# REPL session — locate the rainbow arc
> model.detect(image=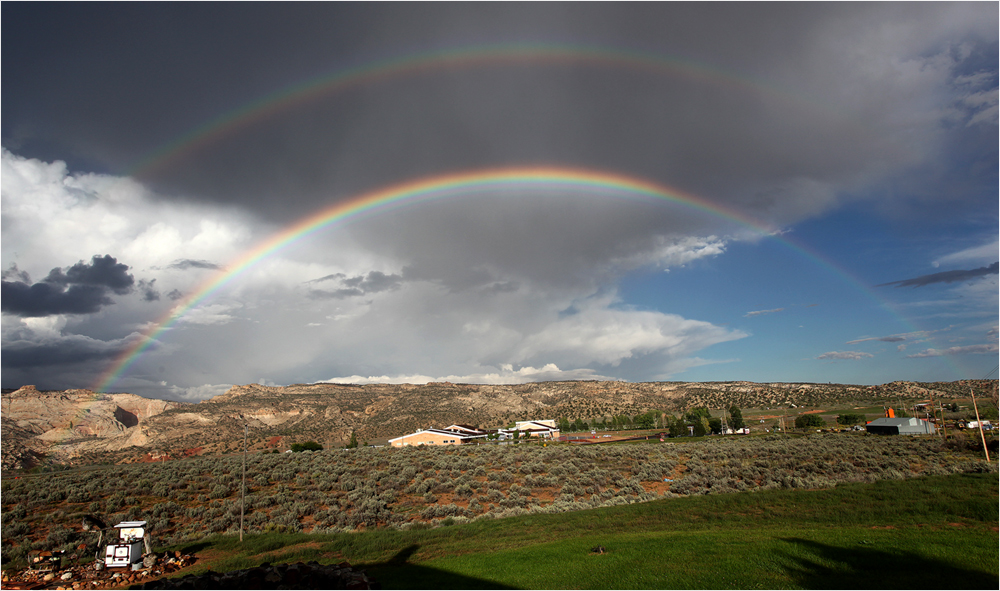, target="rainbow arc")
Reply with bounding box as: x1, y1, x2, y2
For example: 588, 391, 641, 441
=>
92, 166, 937, 393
